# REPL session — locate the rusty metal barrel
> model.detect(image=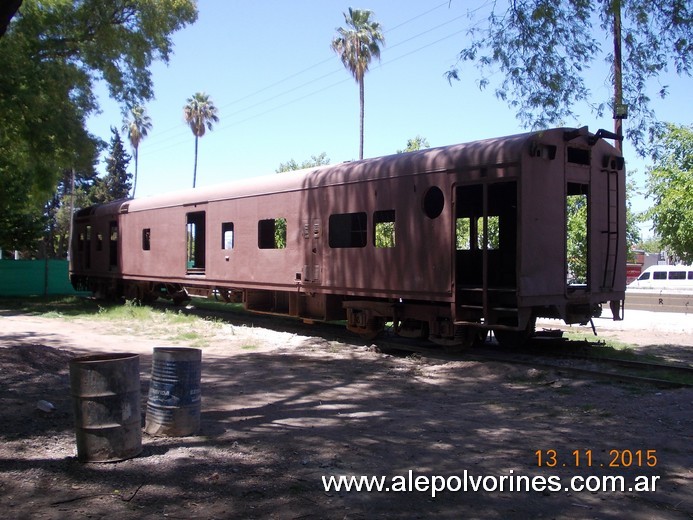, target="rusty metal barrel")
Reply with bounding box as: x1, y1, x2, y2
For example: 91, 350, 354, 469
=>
144, 347, 201, 436
69, 353, 142, 462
